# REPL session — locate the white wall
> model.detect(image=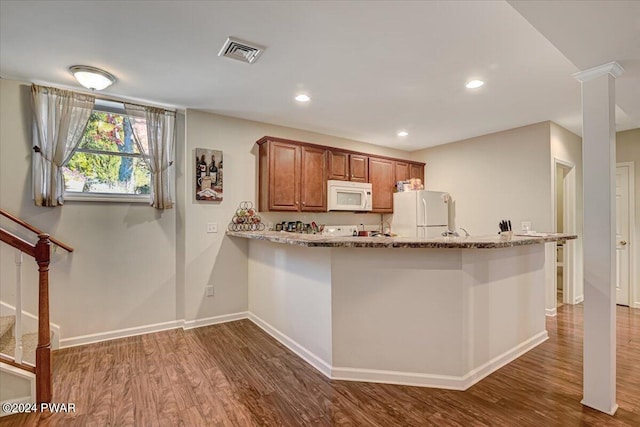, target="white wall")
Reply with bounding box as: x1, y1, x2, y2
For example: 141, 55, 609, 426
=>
617, 128, 640, 308
411, 122, 553, 235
